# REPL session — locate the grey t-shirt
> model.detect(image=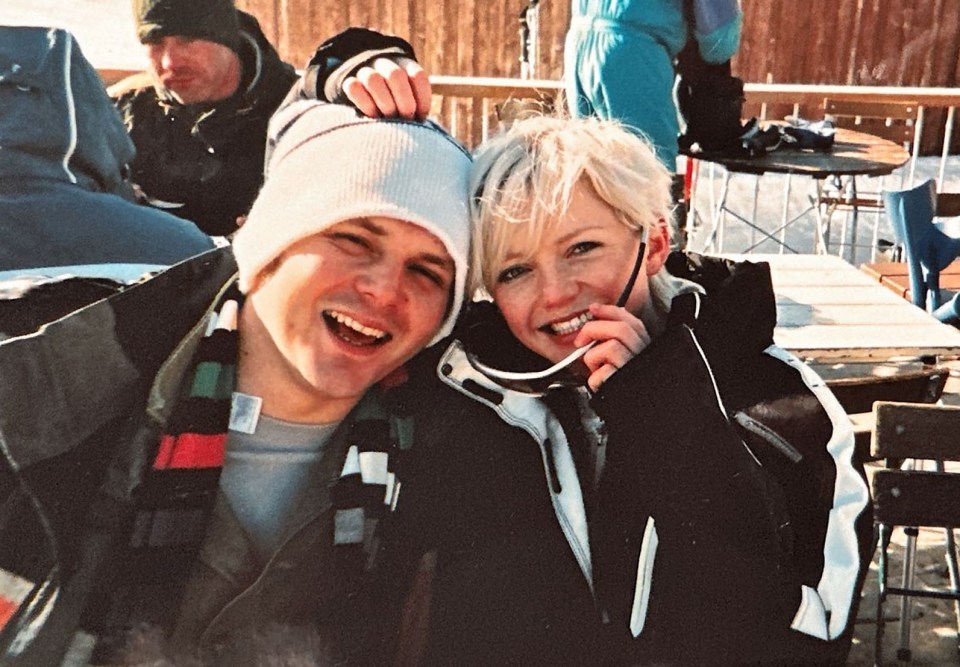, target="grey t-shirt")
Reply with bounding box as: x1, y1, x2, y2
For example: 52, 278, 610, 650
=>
220, 413, 339, 561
